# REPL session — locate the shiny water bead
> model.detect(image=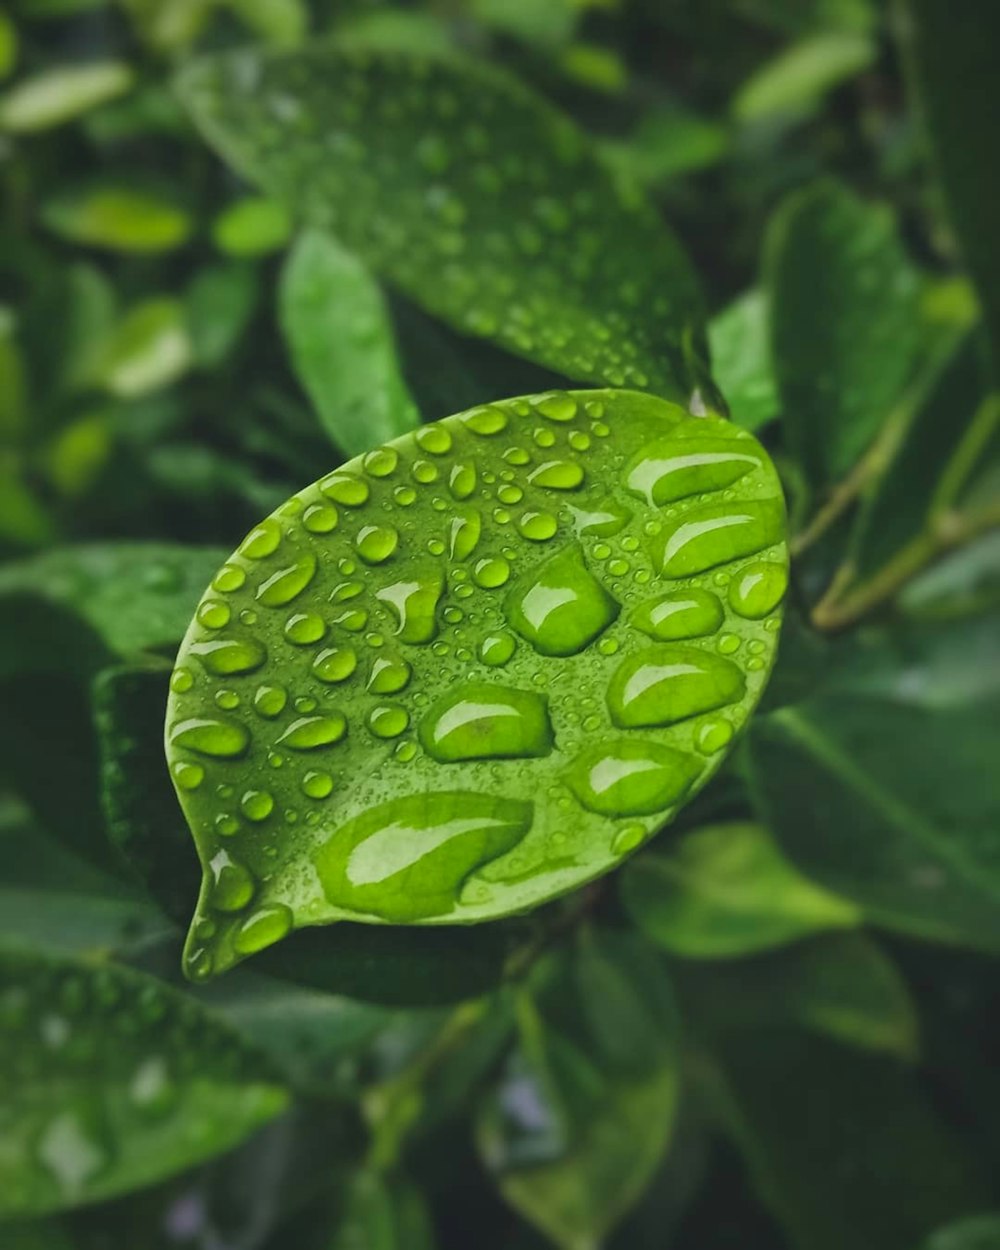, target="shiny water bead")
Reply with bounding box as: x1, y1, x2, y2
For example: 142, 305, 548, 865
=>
167, 389, 786, 980
197, 600, 230, 630
728, 560, 788, 619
